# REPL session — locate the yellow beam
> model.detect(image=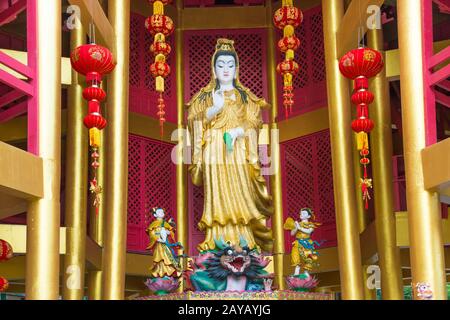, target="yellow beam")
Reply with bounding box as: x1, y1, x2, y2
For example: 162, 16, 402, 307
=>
0, 49, 72, 85
126, 253, 154, 276
396, 212, 450, 247
182, 5, 267, 30
0, 193, 27, 220
421, 137, 450, 196
0, 224, 67, 254
67, 0, 115, 48
336, 0, 385, 58
129, 112, 176, 144
0, 141, 43, 199
278, 107, 329, 142
85, 236, 102, 271
386, 40, 450, 81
